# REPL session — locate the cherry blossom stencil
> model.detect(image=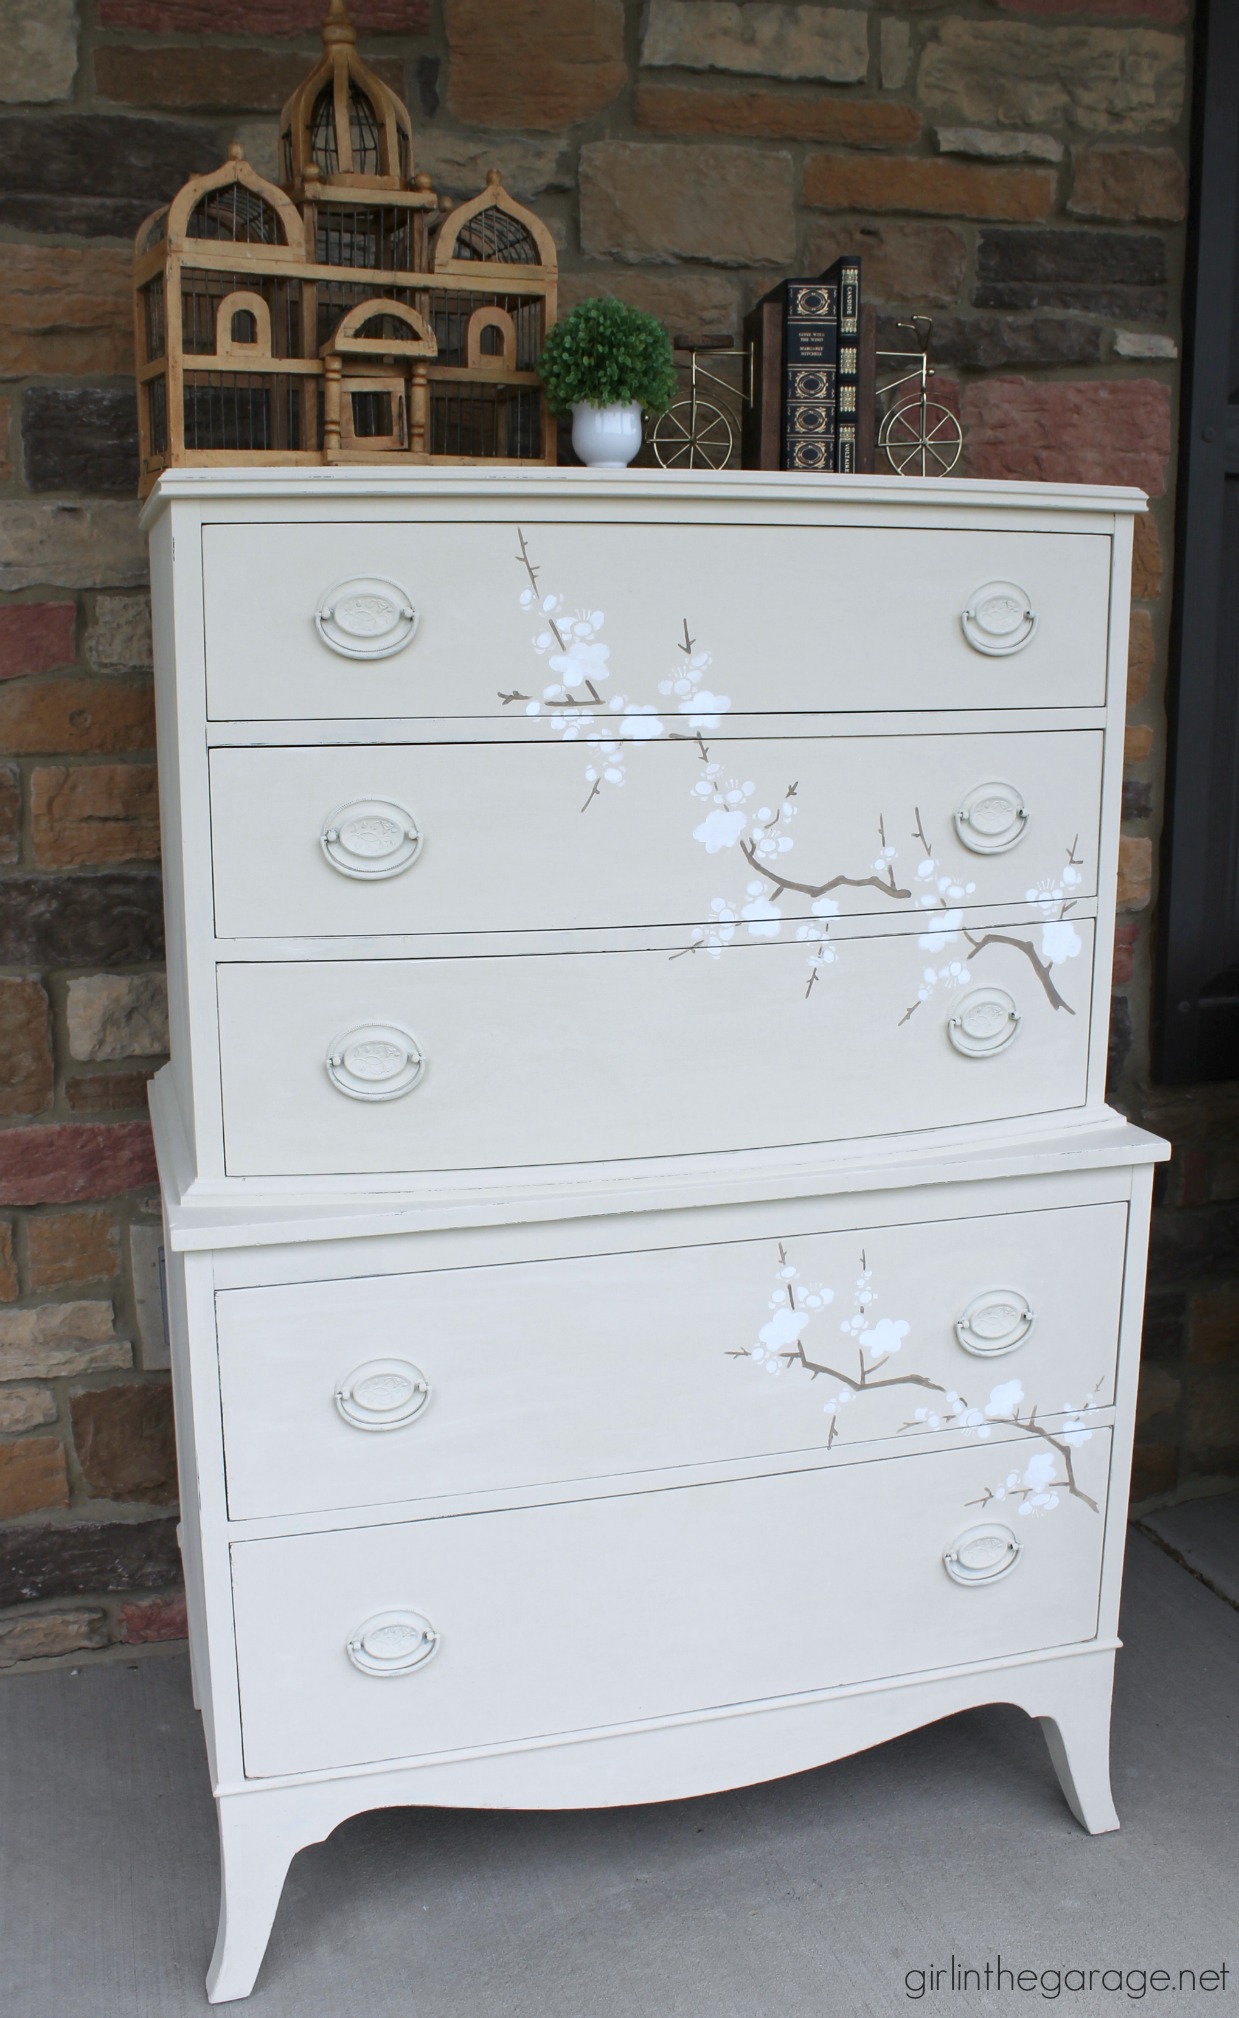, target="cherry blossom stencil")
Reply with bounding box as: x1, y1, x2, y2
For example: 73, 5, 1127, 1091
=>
502, 532, 1090, 1014
729, 1242, 1104, 1516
